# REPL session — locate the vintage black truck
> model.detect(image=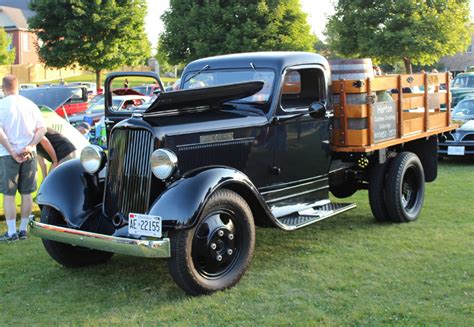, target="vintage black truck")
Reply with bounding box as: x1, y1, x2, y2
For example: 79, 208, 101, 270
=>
30, 52, 455, 295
